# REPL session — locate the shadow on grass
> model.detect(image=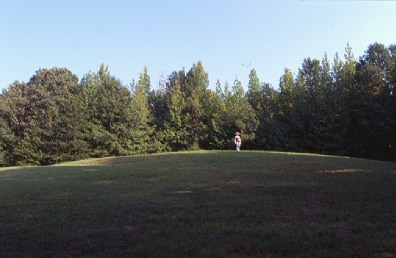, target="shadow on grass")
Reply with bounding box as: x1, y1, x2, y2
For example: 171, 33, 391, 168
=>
0, 152, 395, 257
